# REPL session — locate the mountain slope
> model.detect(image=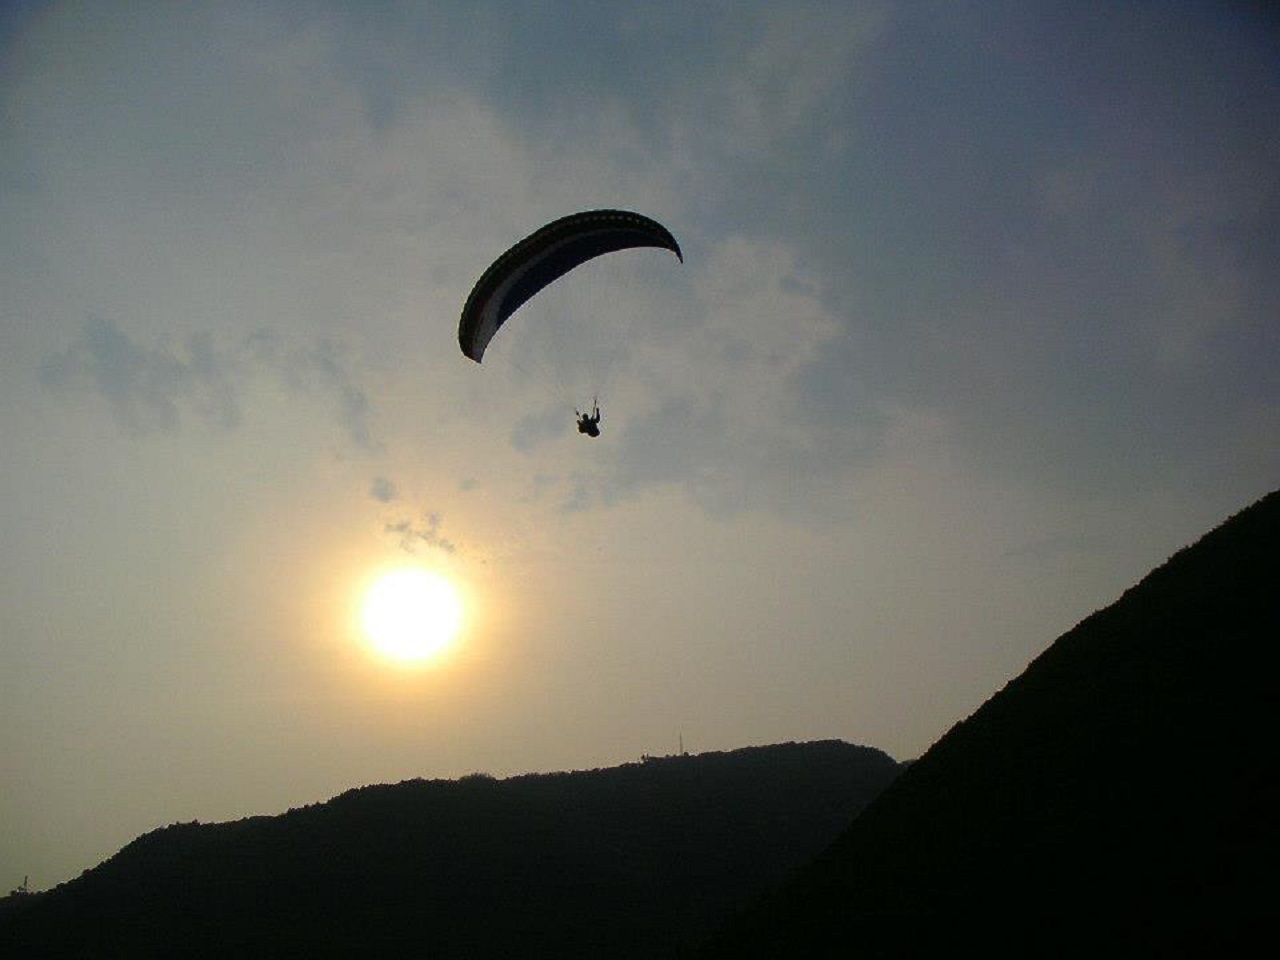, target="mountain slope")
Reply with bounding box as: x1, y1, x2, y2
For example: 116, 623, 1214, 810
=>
0, 741, 900, 958
702, 490, 1280, 957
